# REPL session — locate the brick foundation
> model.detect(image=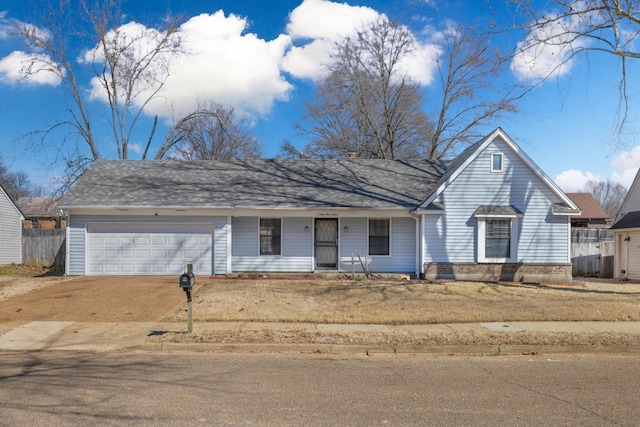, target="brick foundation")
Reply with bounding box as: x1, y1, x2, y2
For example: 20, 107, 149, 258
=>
423, 262, 572, 283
